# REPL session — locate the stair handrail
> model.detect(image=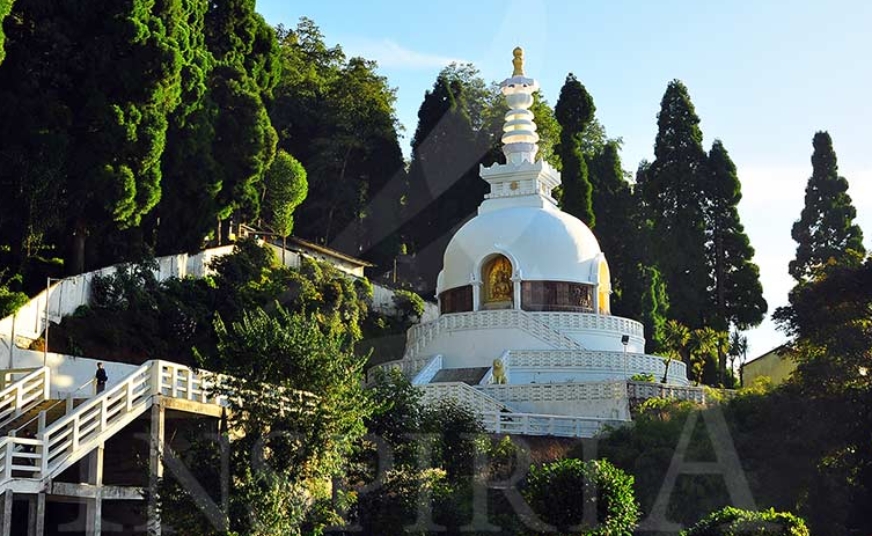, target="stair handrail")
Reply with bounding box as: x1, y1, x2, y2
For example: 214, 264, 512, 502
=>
0, 359, 317, 487
0, 367, 50, 430
11, 376, 96, 436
